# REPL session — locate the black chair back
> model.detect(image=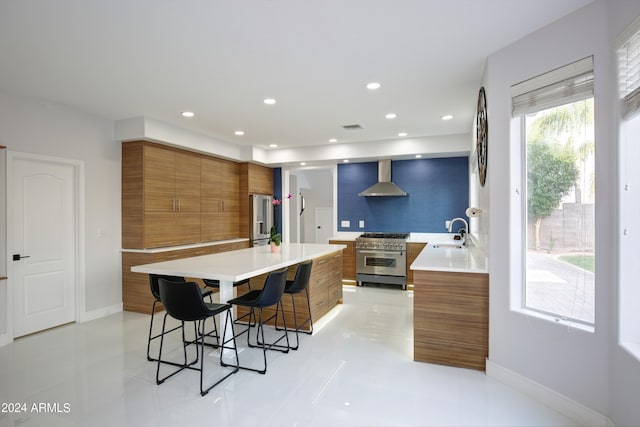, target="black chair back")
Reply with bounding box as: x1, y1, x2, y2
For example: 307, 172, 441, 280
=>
286, 260, 313, 294
253, 268, 288, 308
158, 279, 208, 322
149, 274, 185, 301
